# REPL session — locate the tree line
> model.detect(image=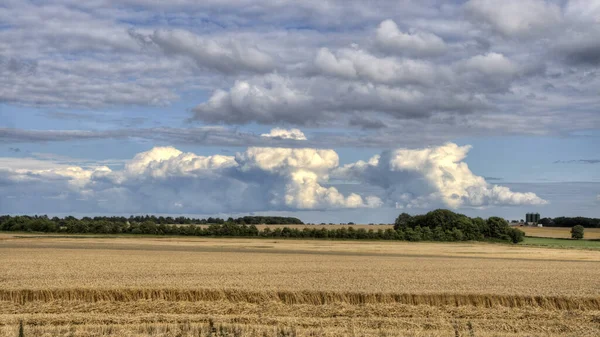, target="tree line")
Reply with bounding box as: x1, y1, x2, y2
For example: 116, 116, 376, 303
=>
0, 209, 524, 243
394, 209, 524, 243
0, 215, 302, 226
538, 216, 600, 228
